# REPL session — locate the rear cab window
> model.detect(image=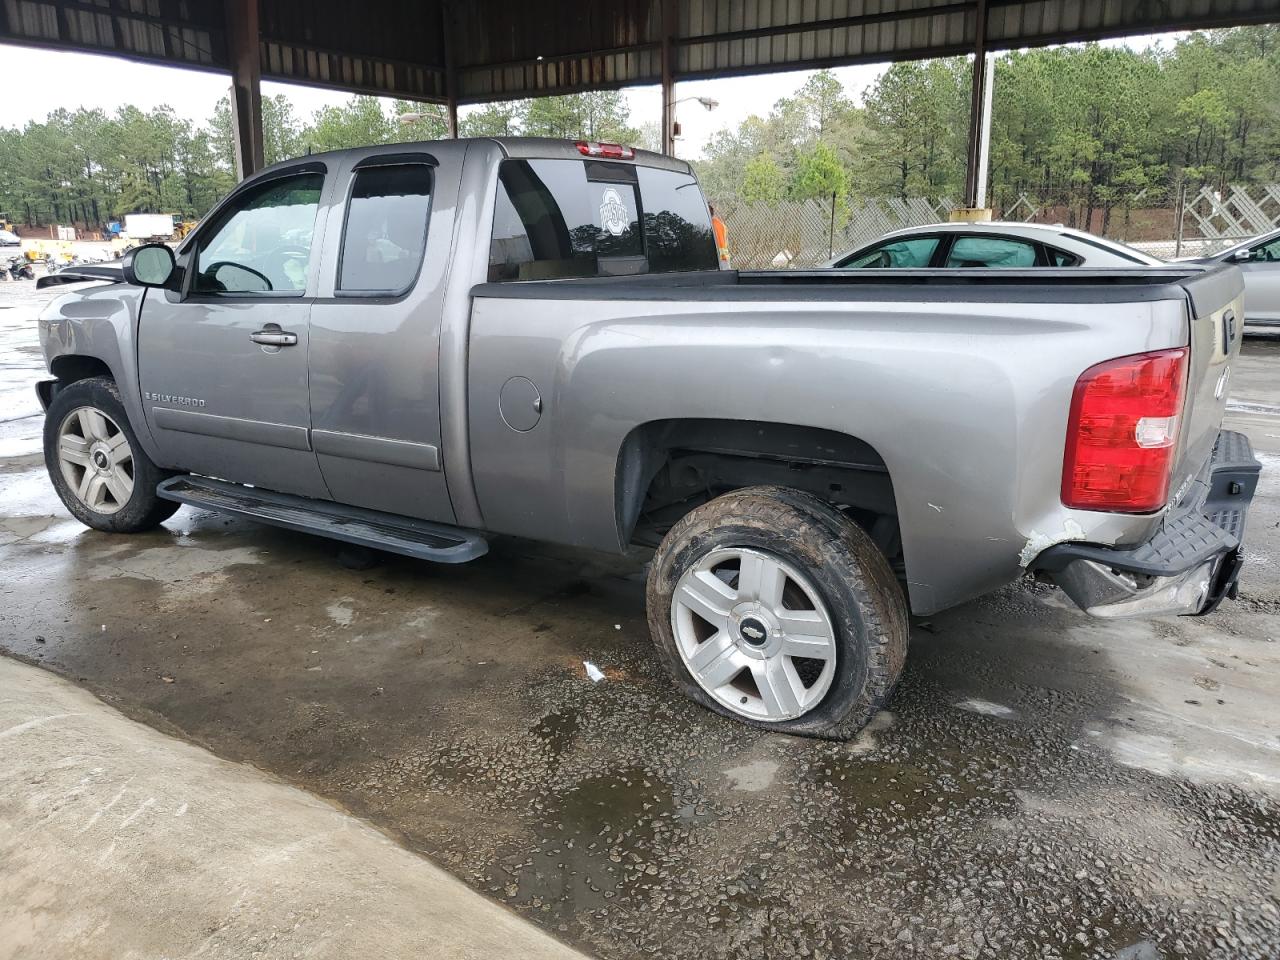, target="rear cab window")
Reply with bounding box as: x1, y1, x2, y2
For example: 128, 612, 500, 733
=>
488, 158, 716, 281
